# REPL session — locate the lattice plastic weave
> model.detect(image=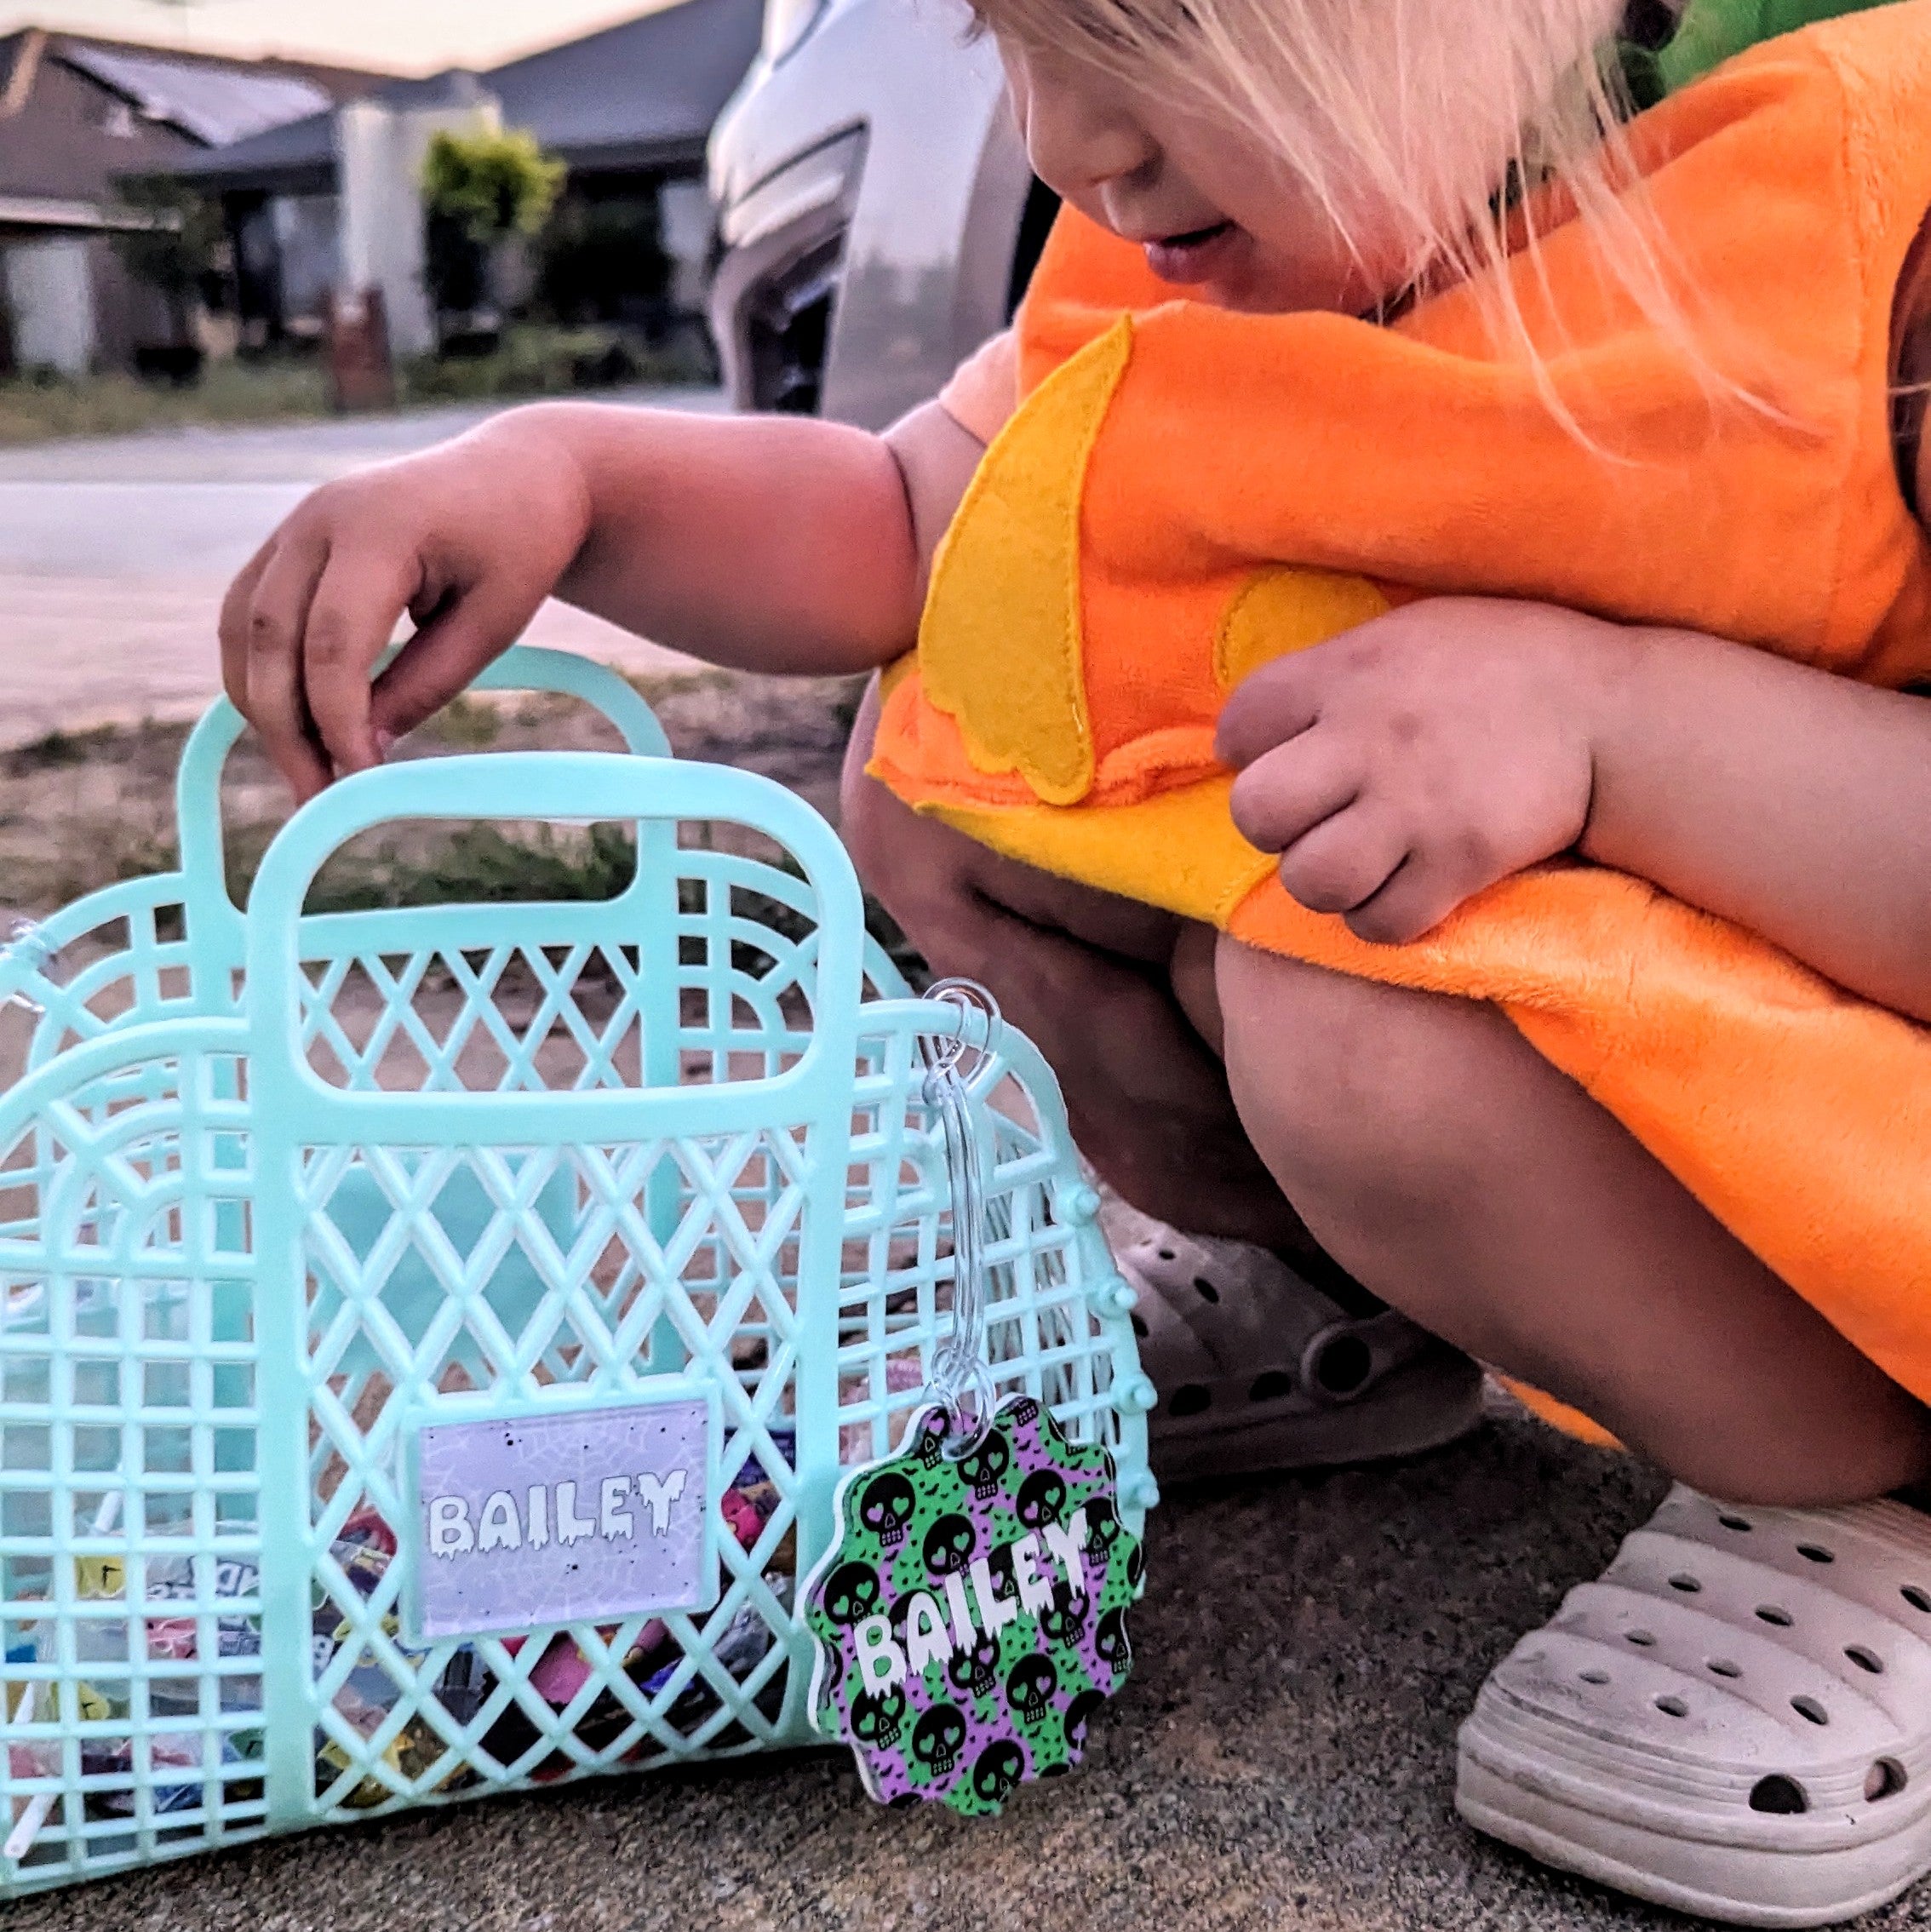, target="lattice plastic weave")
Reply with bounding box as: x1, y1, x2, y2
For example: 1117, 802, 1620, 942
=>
0, 650, 1152, 1894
